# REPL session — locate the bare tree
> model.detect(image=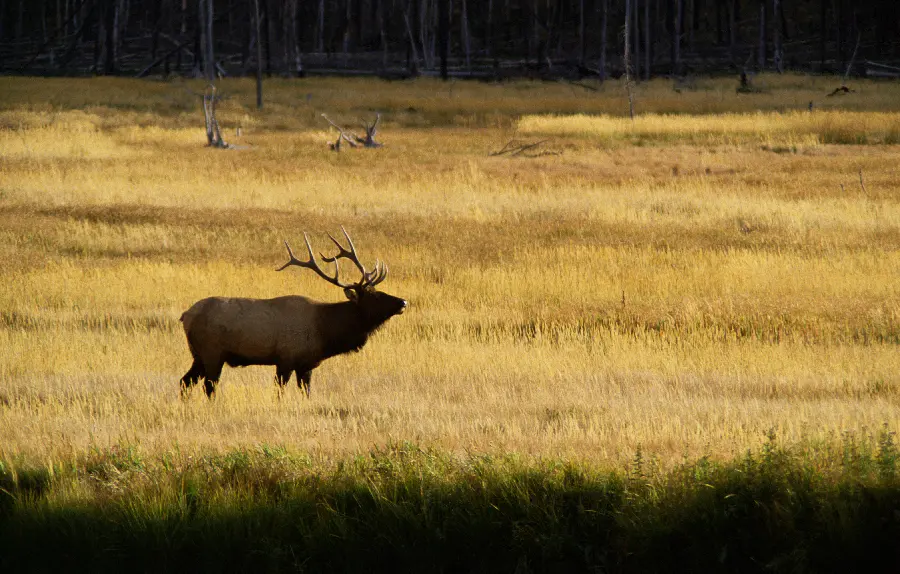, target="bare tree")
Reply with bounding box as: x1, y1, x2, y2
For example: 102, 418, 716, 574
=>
674, 0, 682, 75
578, 0, 585, 66
729, 0, 737, 64
644, 0, 651, 79
199, 0, 214, 81
773, 0, 783, 72
438, 0, 448, 78
634, 0, 640, 80
625, 0, 635, 118
283, 0, 300, 76
253, 0, 263, 109
400, 0, 421, 75
758, 0, 766, 69
203, 84, 230, 148
103, 0, 116, 74
599, 0, 608, 80
315, 0, 324, 52
460, 0, 471, 71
